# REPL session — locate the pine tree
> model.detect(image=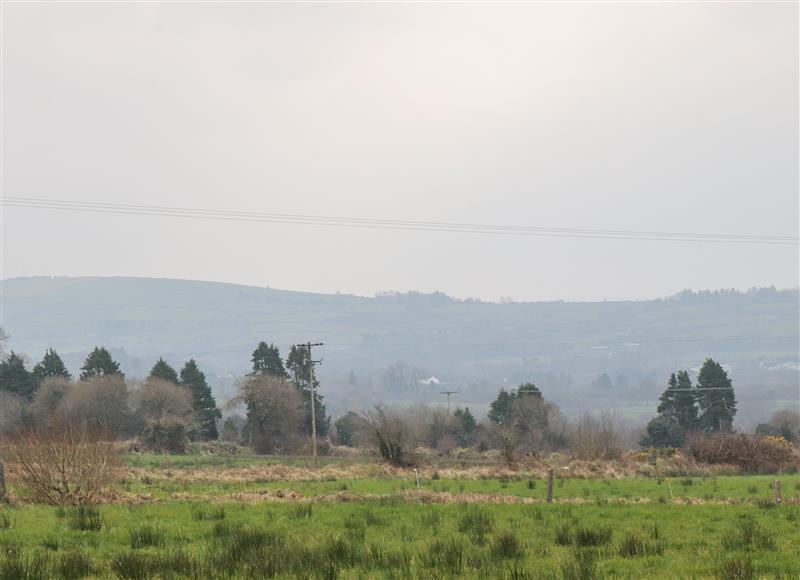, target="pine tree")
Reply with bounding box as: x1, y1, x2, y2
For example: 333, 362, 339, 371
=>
488, 389, 515, 424
515, 383, 542, 398
79, 347, 123, 380
656, 371, 698, 430
251, 342, 288, 377
0, 352, 37, 400
179, 359, 221, 440
488, 383, 542, 425
696, 358, 736, 433
454, 407, 477, 434
149, 358, 179, 383
285, 345, 329, 437
32, 348, 72, 382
